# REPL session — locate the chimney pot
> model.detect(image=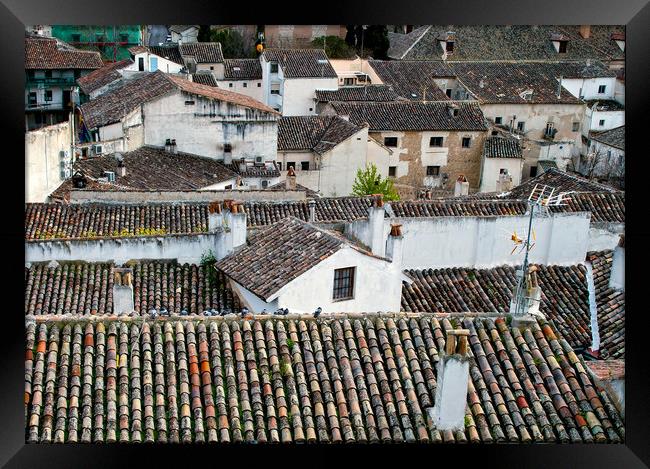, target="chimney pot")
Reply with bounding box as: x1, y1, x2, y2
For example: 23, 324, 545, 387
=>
371, 193, 384, 208
308, 199, 316, 223
579, 25, 591, 39
389, 223, 402, 237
